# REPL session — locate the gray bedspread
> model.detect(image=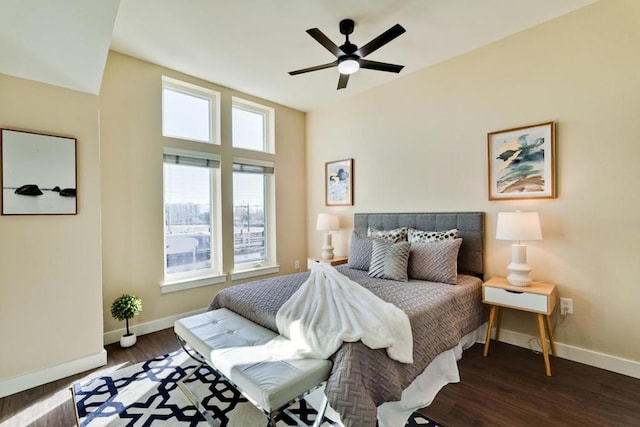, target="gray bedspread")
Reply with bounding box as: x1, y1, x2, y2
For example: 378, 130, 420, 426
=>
209, 266, 485, 427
